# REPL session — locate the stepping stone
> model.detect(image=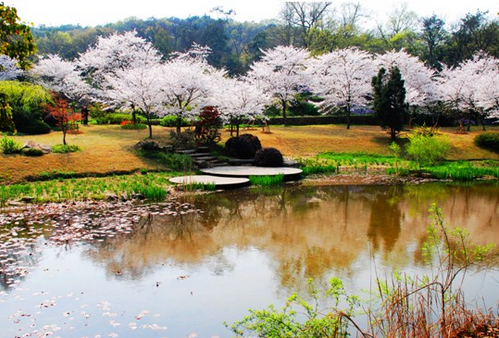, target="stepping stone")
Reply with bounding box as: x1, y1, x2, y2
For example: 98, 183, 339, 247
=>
169, 175, 250, 189
200, 166, 303, 180
176, 149, 196, 154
